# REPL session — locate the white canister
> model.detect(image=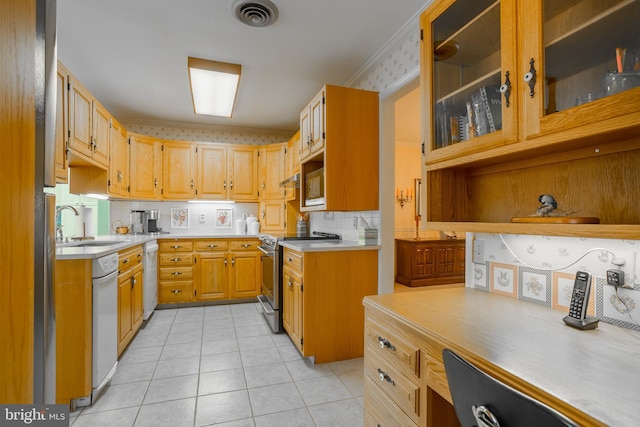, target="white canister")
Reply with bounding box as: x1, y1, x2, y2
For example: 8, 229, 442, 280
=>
248, 221, 260, 235
235, 218, 247, 235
